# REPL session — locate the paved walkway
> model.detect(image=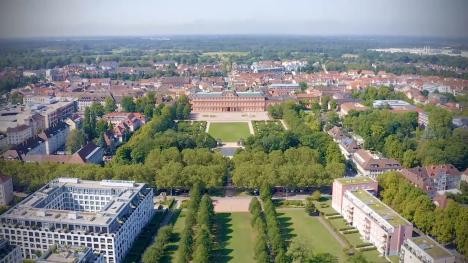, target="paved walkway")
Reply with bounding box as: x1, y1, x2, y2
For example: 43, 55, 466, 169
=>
280, 119, 288, 130
317, 216, 347, 248
247, 120, 254, 134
